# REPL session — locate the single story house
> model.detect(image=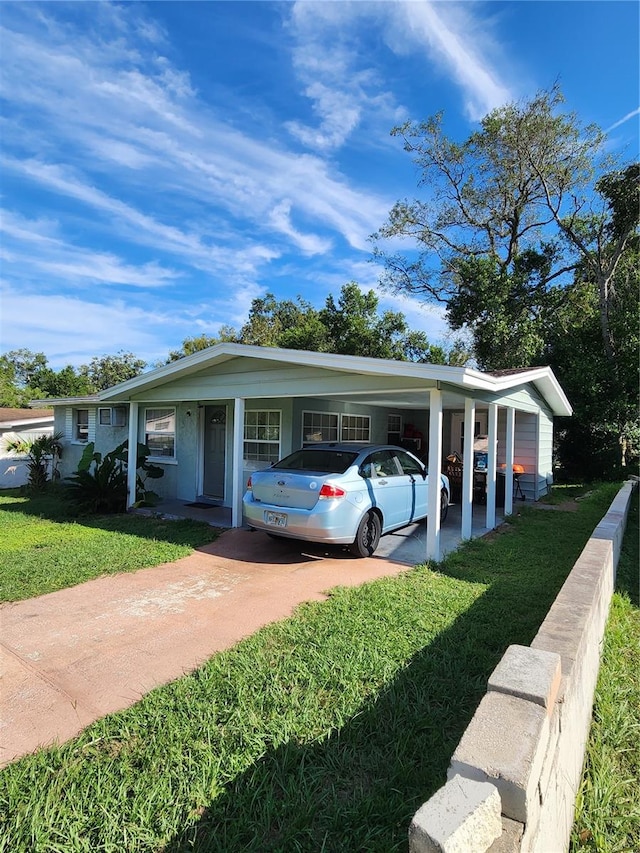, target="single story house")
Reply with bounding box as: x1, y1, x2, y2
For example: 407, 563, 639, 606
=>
38, 344, 572, 560
0, 408, 55, 488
